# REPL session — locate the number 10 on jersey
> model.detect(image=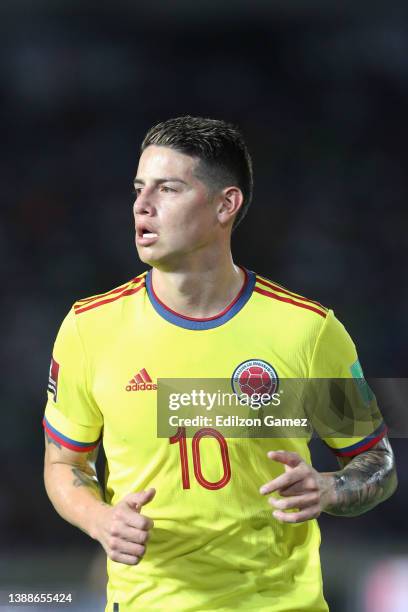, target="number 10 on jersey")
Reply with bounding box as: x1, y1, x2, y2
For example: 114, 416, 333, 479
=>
170, 427, 231, 490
